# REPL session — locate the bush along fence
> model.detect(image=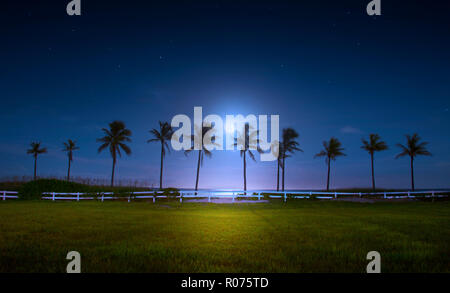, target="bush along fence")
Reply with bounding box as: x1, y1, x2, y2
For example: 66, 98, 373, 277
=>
1, 189, 450, 202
